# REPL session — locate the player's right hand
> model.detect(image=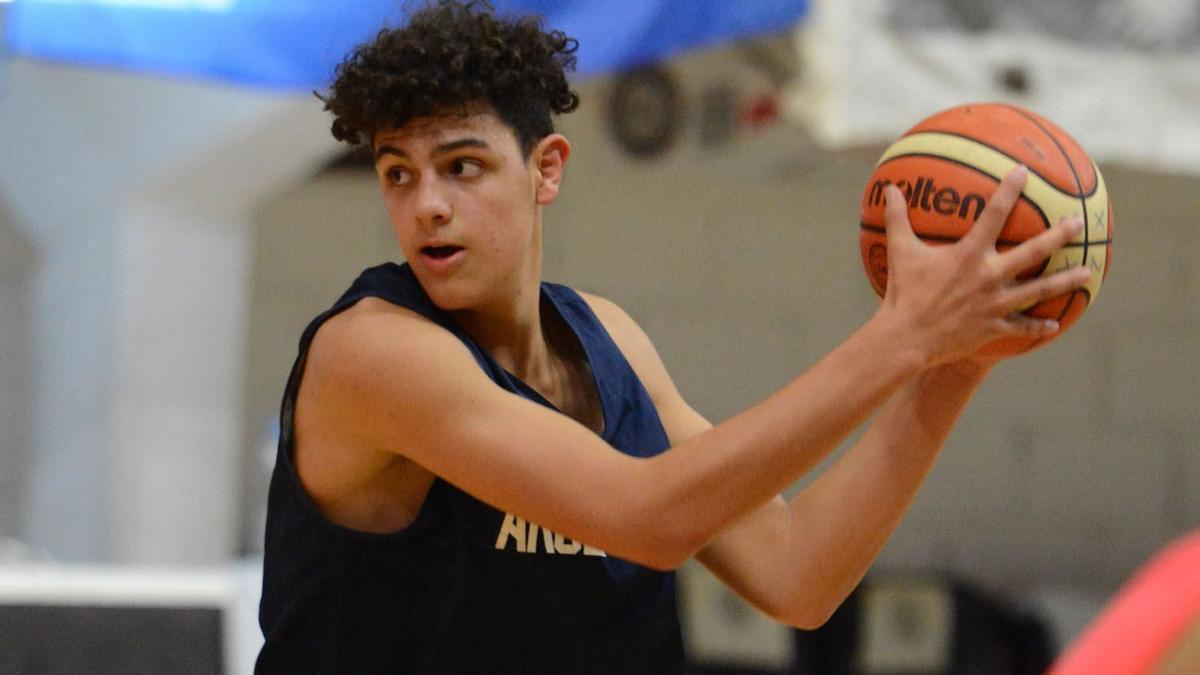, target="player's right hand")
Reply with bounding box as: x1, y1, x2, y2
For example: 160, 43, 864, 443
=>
877, 165, 1092, 367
